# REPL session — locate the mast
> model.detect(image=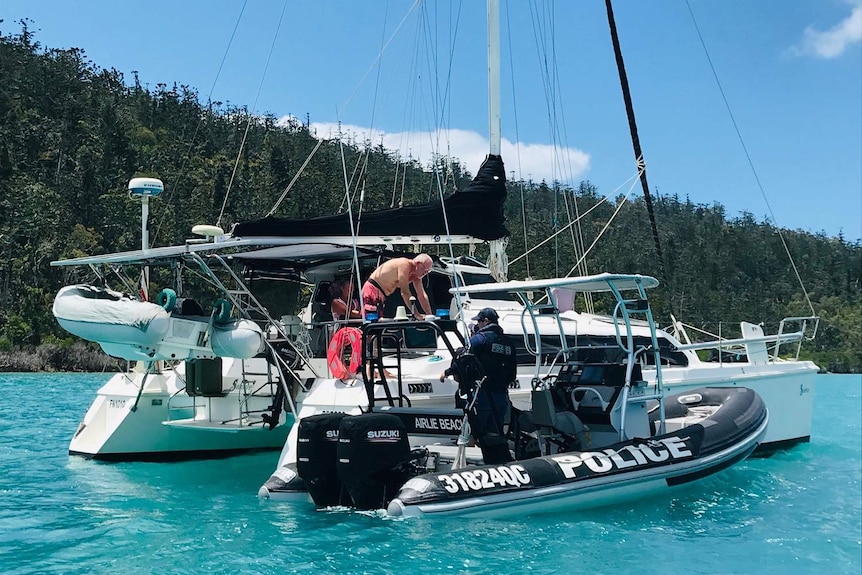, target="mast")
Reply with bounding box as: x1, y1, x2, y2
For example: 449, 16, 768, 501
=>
604, 0, 666, 282
486, 0, 509, 281
487, 0, 501, 156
